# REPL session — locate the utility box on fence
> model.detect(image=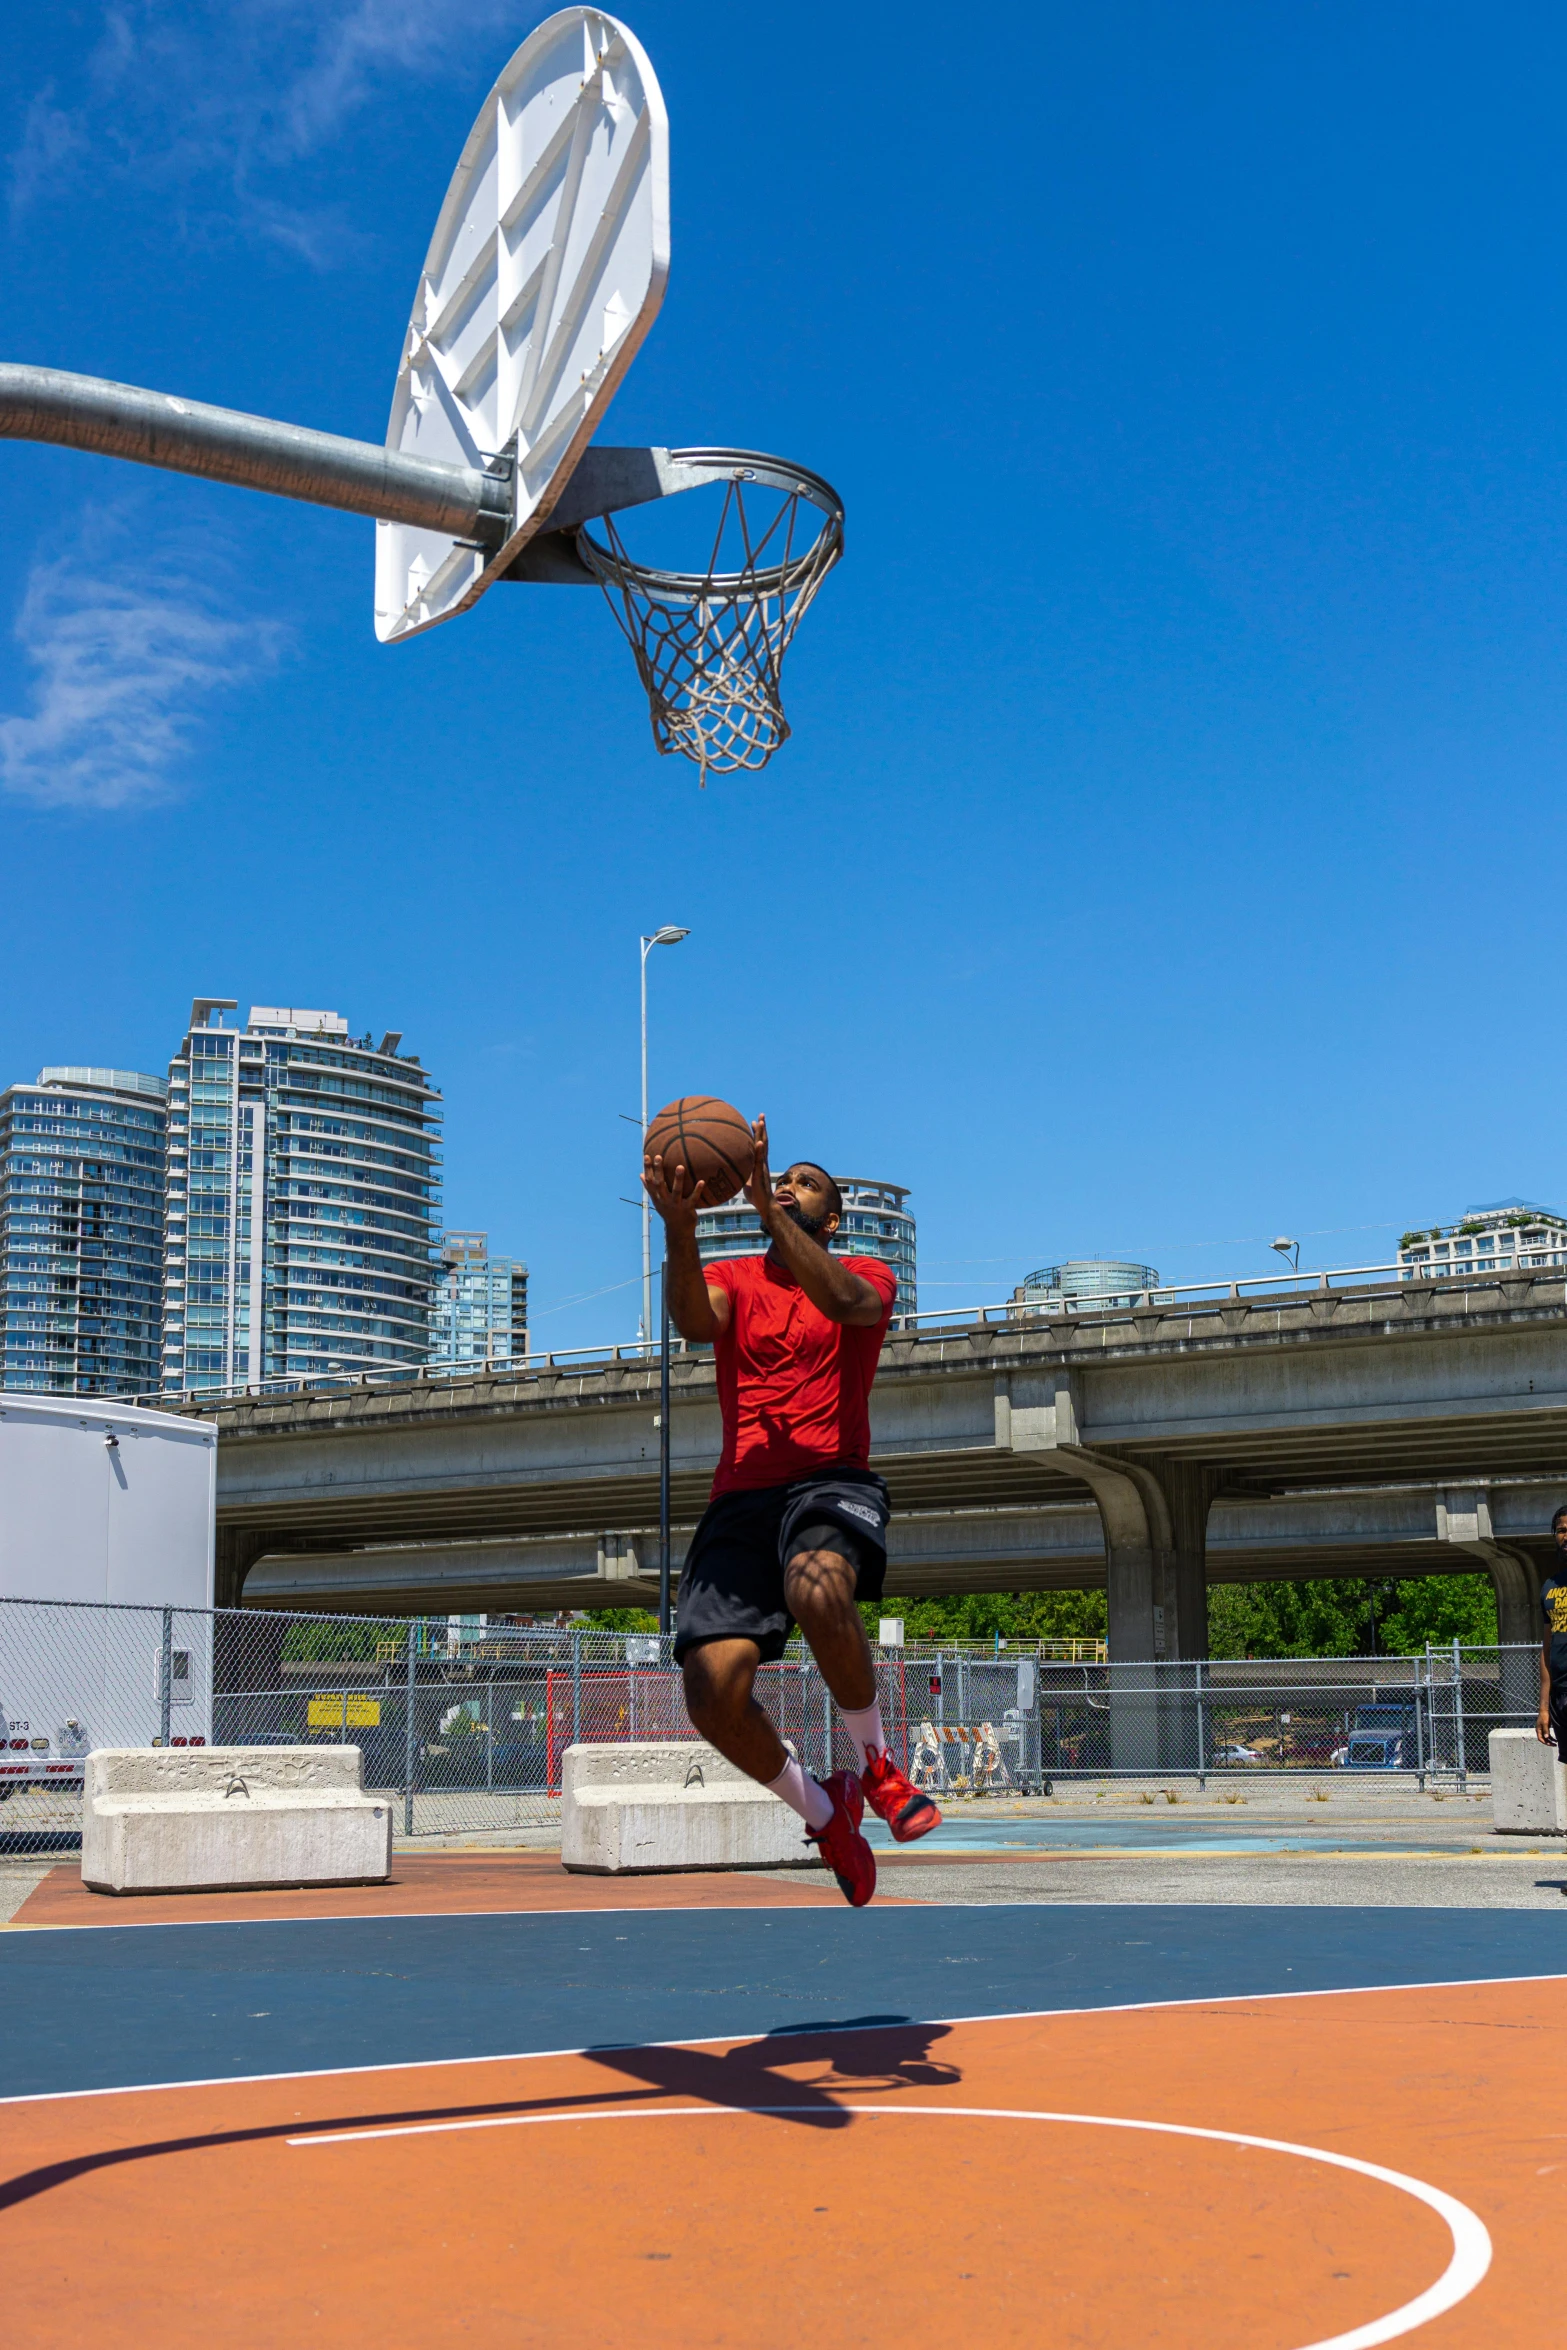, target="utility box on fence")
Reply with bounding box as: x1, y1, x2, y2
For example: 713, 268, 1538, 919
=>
1489, 1728, 1567, 1834
560, 1741, 816, 1874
